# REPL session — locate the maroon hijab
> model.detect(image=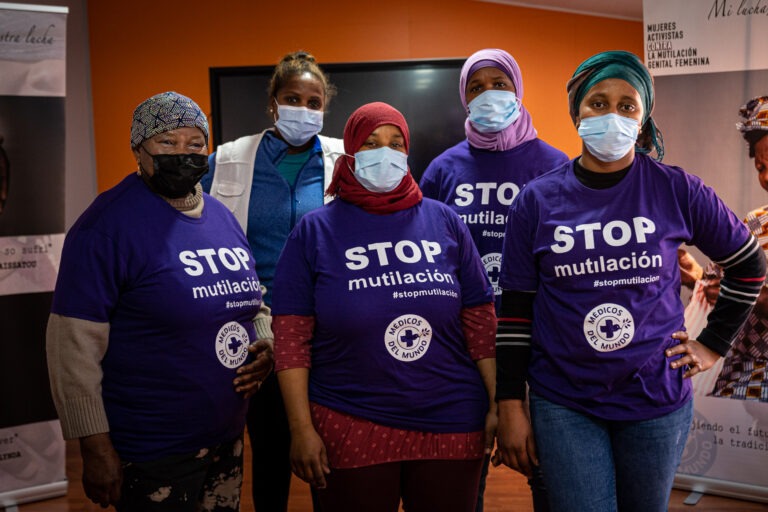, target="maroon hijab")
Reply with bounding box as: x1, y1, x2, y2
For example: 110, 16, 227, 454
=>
325, 102, 422, 214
